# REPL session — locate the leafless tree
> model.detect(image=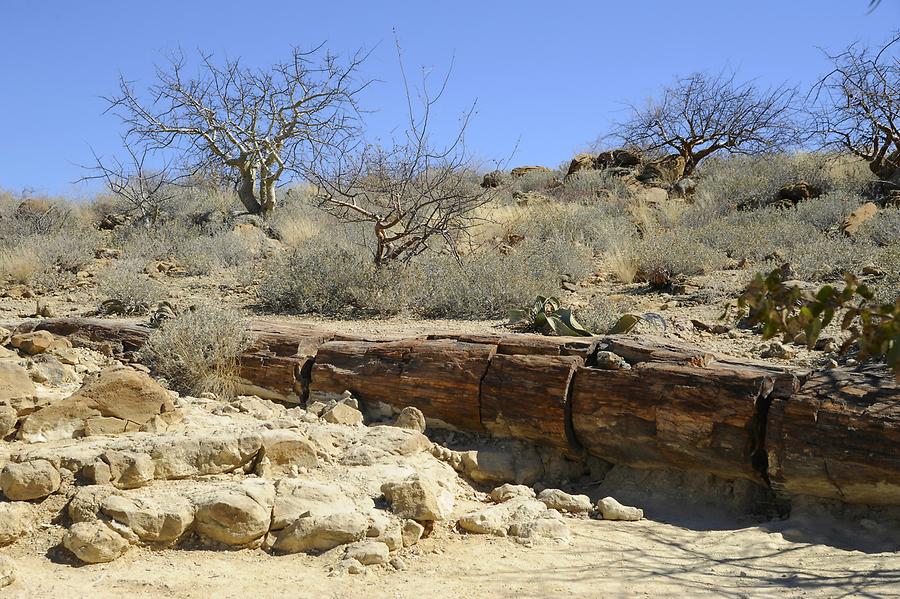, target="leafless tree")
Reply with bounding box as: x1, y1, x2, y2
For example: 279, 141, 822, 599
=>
311, 48, 493, 266
84, 140, 179, 226
811, 32, 900, 181
106, 46, 368, 216
613, 71, 799, 177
